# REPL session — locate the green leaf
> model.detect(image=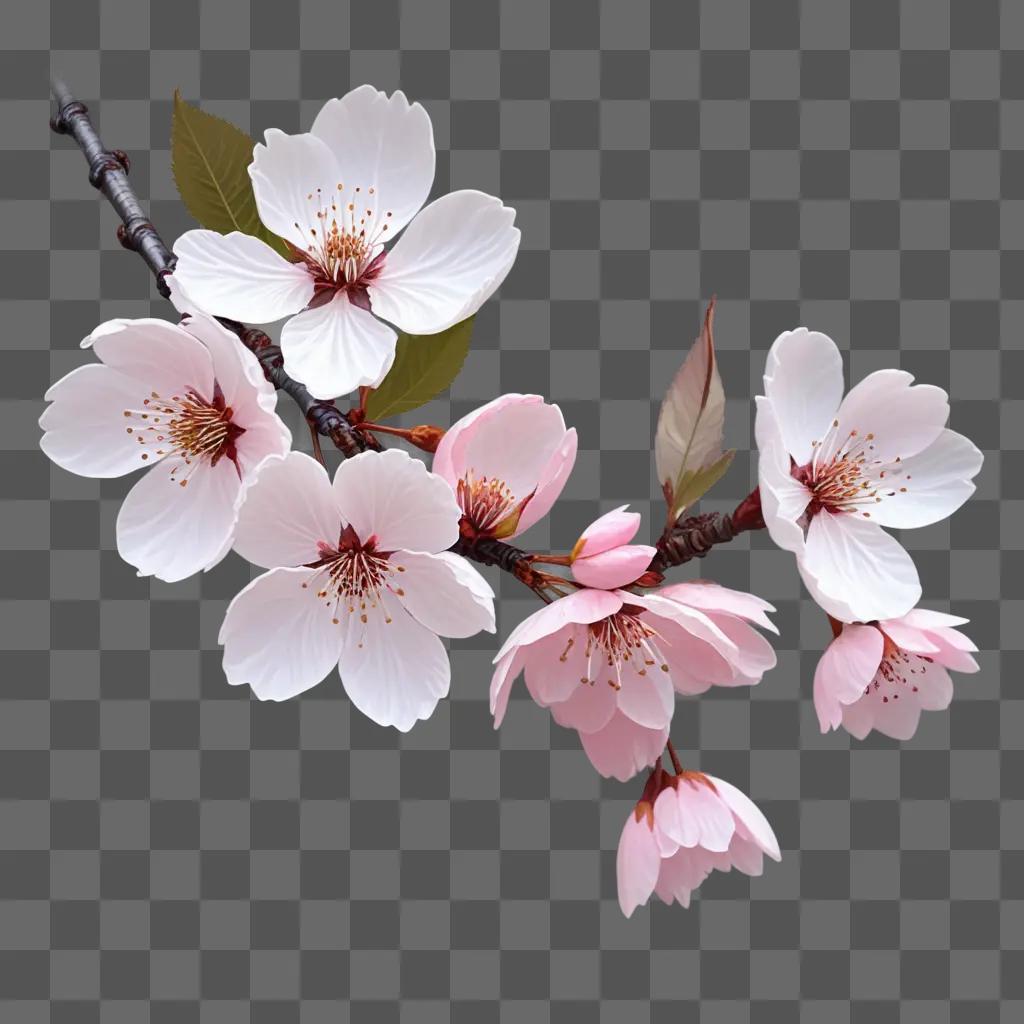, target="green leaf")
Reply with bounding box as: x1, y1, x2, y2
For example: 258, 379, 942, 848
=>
170, 91, 290, 259
670, 449, 736, 520
365, 318, 475, 421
